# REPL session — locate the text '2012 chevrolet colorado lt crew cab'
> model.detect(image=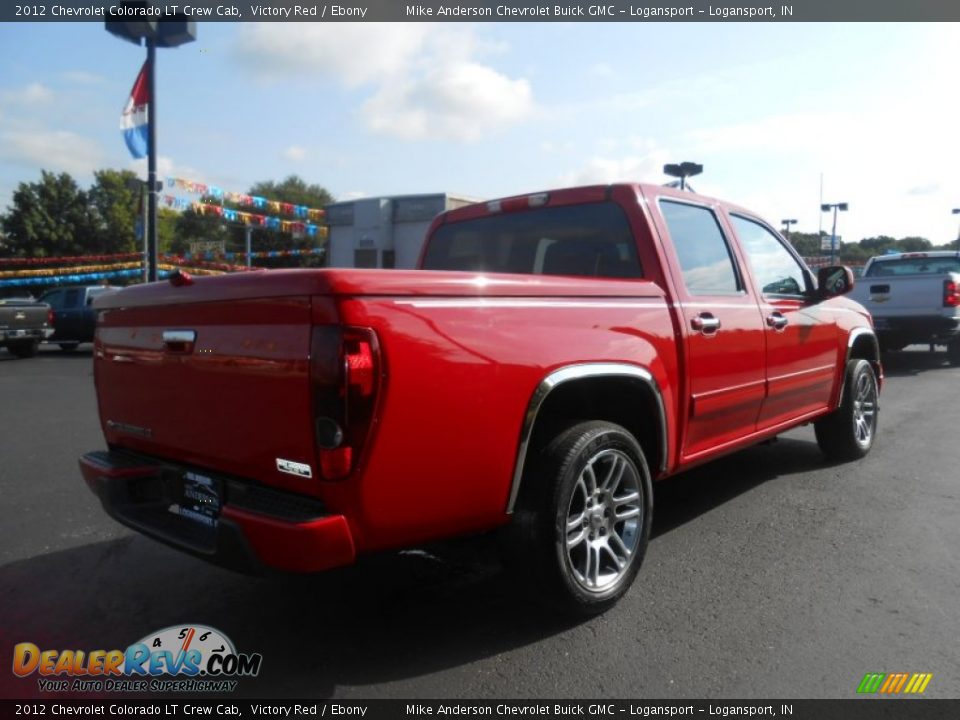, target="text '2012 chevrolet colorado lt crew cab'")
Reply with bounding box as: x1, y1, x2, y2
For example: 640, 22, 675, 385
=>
80, 183, 882, 615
